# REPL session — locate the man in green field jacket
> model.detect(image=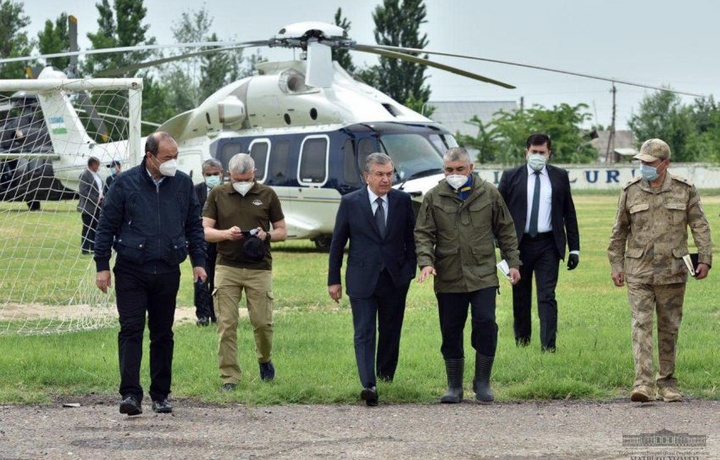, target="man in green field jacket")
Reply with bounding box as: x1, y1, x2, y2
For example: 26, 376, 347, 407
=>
415, 147, 521, 403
